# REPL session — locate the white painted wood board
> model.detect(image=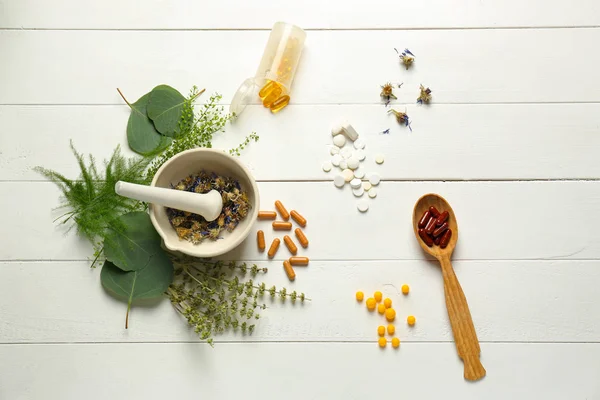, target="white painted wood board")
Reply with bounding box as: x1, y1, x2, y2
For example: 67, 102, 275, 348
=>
3, 0, 600, 29
2, 343, 599, 399
2, 181, 599, 261
2, 104, 600, 181
2, 29, 600, 105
